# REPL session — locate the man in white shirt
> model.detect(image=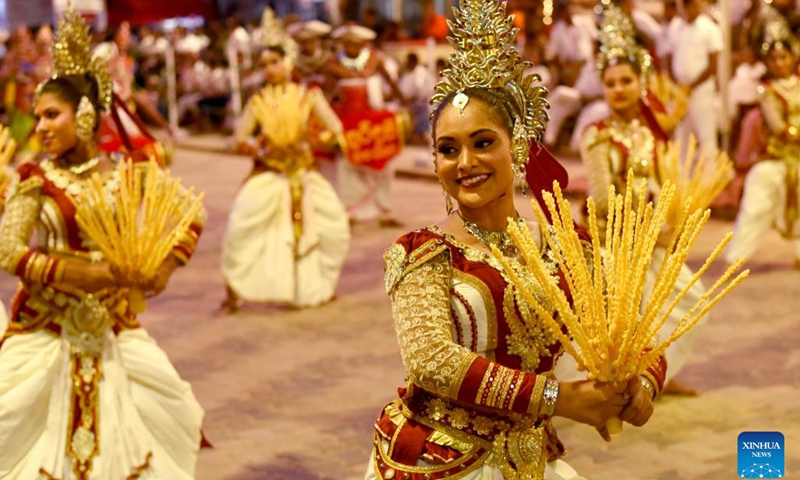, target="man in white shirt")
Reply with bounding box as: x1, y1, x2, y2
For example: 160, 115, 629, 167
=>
397, 52, 436, 144
666, 0, 724, 155
543, 4, 602, 149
